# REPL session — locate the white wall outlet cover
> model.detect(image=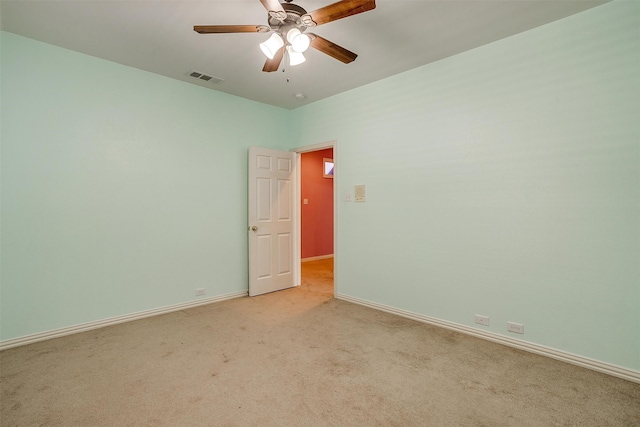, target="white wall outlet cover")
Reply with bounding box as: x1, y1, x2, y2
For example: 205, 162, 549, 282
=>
507, 322, 524, 334
475, 315, 490, 326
